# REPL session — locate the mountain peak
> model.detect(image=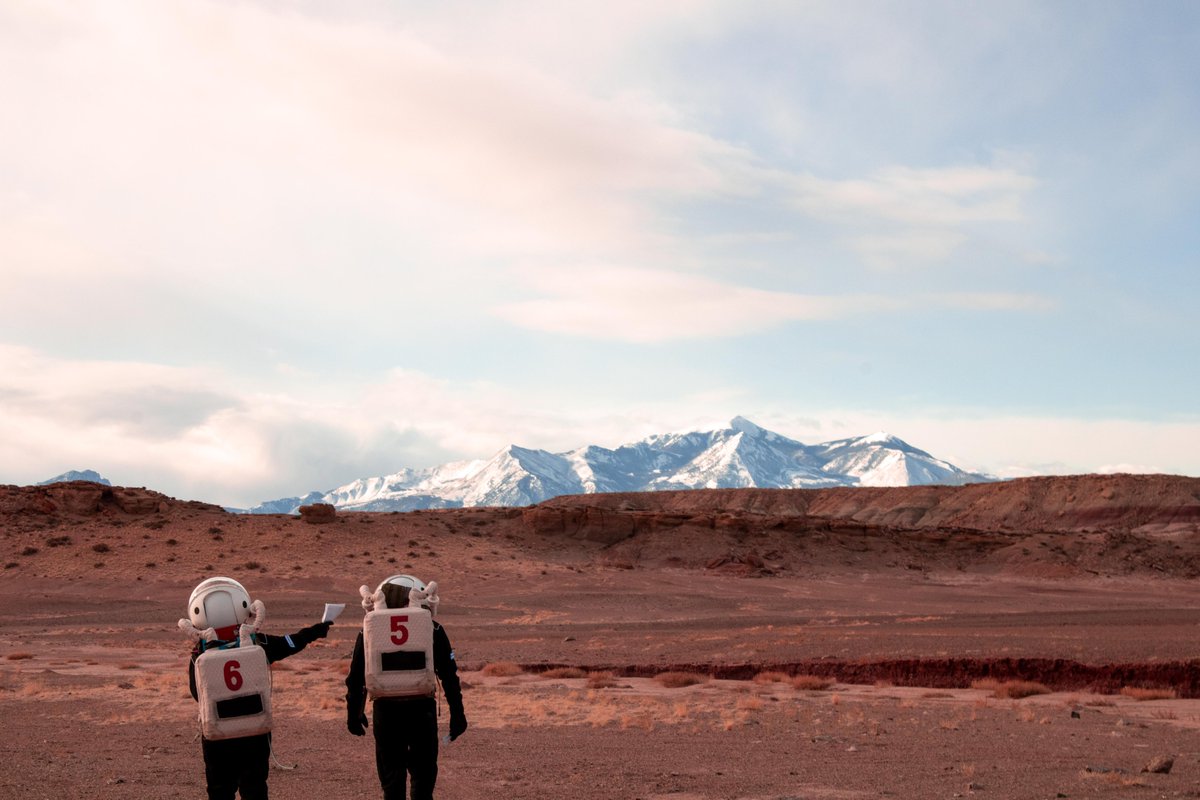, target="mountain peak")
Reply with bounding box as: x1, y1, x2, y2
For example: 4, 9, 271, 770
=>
729, 416, 764, 435
859, 431, 900, 445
